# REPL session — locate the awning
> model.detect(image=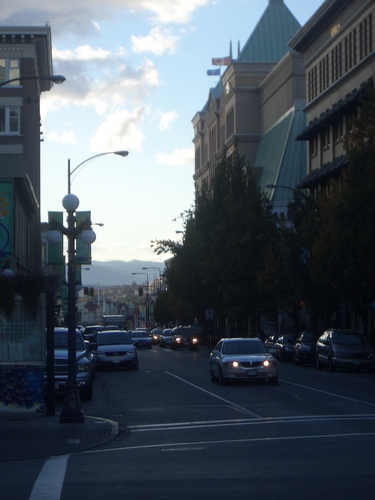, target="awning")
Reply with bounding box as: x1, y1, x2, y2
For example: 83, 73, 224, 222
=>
298, 155, 347, 189
297, 79, 372, 141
